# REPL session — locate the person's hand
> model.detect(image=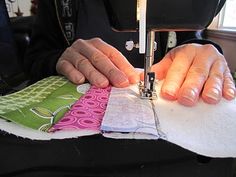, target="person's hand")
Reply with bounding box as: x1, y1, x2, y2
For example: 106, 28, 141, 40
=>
56, 38, 139, 88
151, 43, 236, 106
